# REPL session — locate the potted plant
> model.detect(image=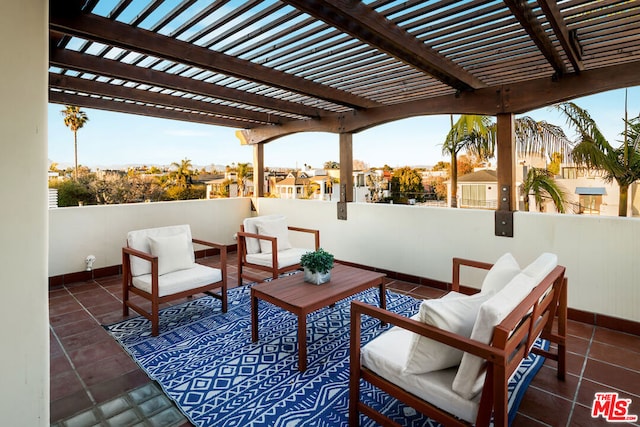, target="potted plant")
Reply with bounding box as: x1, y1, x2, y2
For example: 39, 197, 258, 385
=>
300, 248, 335, 285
